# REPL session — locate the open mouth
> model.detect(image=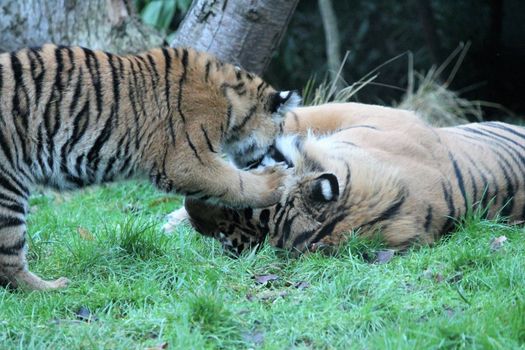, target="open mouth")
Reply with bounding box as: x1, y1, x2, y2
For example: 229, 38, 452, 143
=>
243, 144, 293, 170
